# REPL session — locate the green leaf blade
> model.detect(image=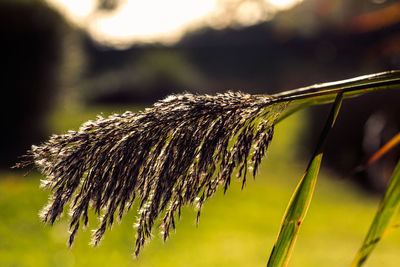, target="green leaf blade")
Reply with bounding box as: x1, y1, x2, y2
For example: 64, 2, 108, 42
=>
267, 153, 322, 267
267, 93, 343, 267
352, 159, 400, 267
